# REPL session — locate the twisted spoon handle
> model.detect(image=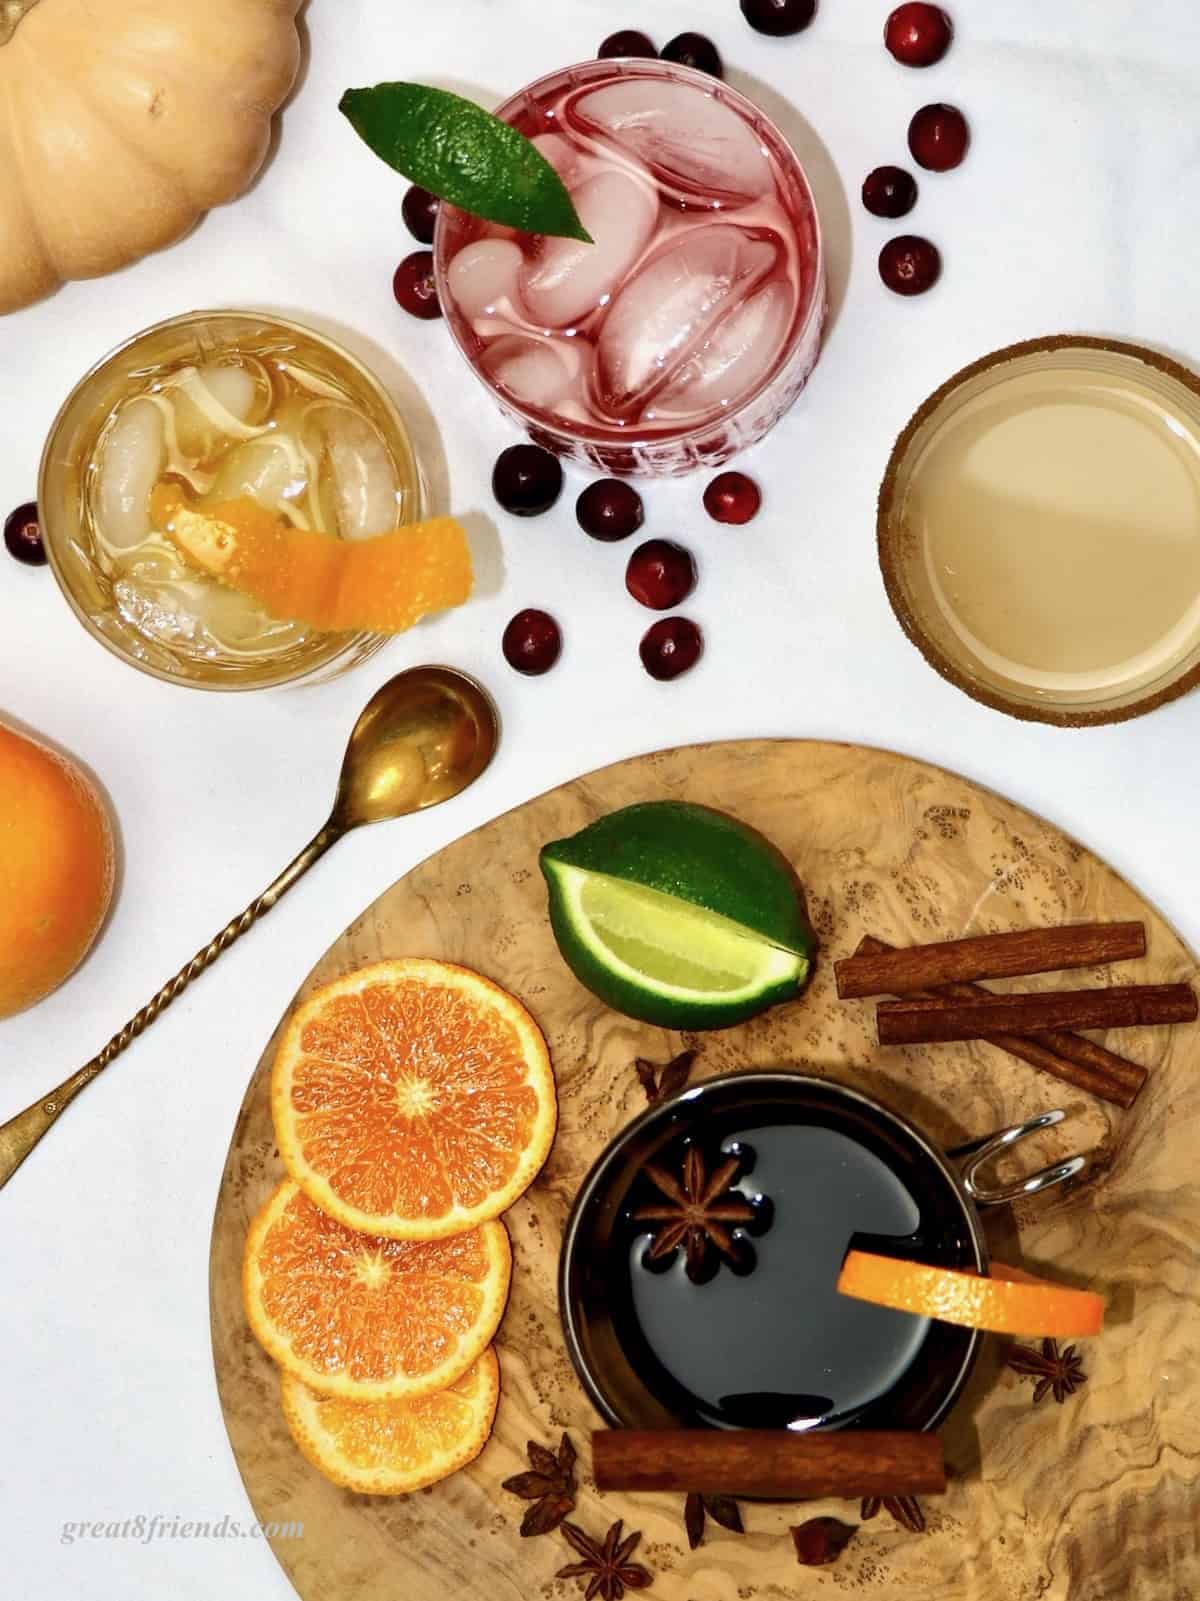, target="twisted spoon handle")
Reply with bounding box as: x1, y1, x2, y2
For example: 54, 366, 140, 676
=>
0, 824, 340, 1191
